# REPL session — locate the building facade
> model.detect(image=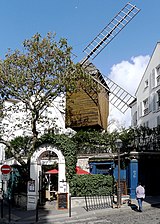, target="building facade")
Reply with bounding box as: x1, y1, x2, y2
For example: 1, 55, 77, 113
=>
130, 42, 160, 197
131, 42, 160, 128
